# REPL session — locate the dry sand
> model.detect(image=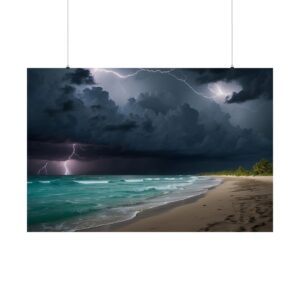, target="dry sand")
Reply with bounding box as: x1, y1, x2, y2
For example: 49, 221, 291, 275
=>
83, 176, 273, 232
